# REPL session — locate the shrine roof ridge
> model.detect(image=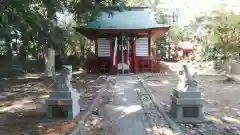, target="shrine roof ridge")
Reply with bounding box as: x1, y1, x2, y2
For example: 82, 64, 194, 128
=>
76, 6, 170, 30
